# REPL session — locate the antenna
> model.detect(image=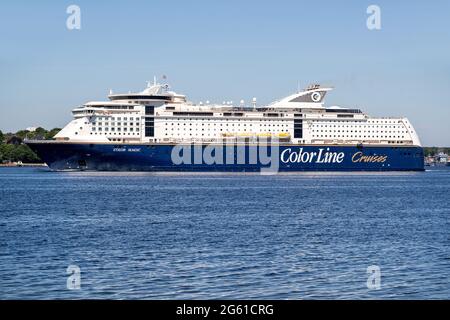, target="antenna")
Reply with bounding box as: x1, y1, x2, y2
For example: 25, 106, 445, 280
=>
109, 89, 113, 95
153, 76, 157, 86
252, 97, 257, 111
